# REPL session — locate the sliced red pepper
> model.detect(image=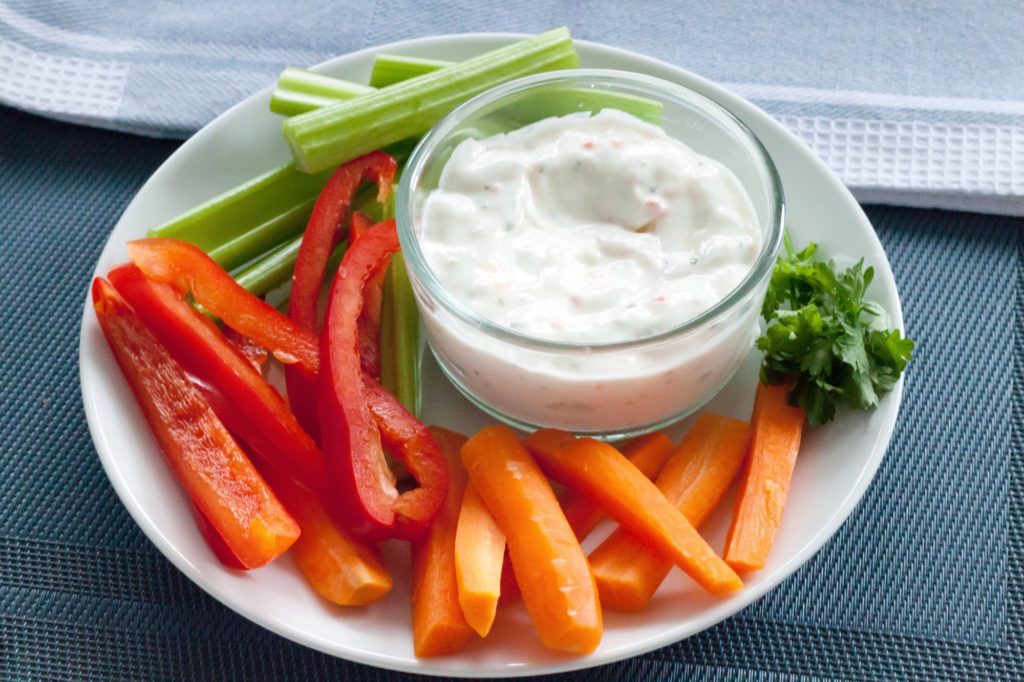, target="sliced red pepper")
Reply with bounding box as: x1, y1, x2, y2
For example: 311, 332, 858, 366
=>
222, 326, 268, 373
191, 502, 248, 570
350, 211, 385, 379
287, 152, 397, 439
362, 377, 447, 539
107, 264, 327, 492
128, 238, 319, 375
319, 219, 447, 539
349, 210, 375, 242
91, 277, 299, 568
